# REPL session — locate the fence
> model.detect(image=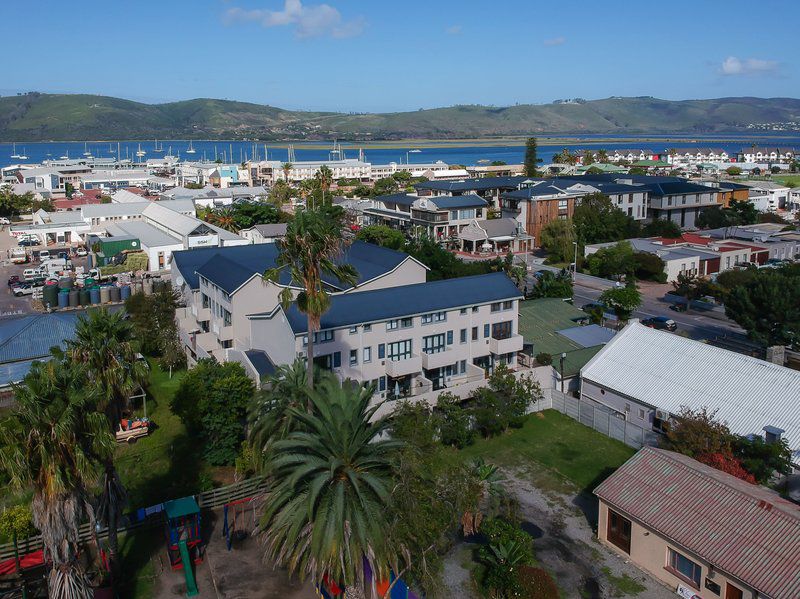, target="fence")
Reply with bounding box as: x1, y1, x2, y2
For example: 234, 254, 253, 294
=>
0, 476, 268, 562
550, 390, 661, 450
